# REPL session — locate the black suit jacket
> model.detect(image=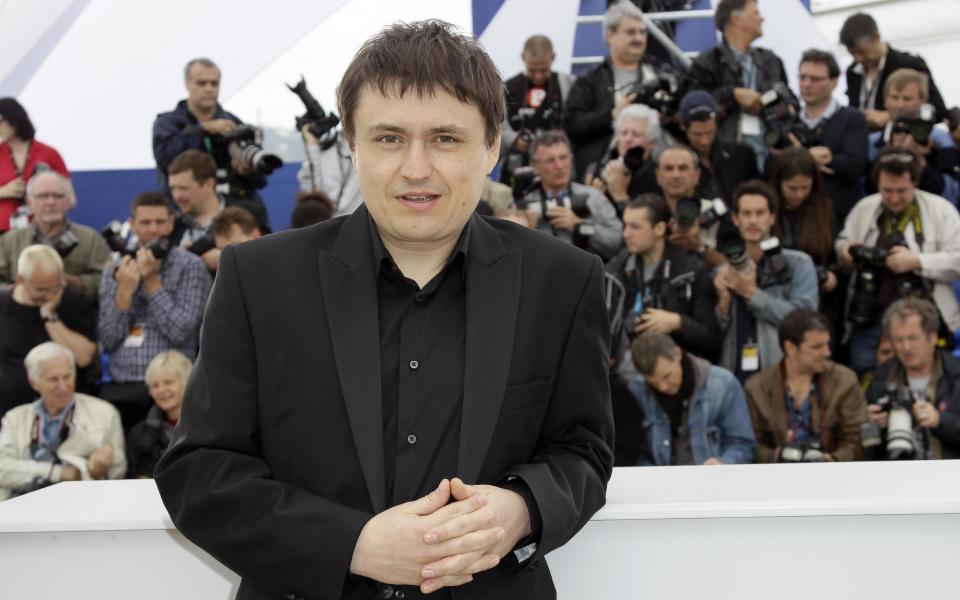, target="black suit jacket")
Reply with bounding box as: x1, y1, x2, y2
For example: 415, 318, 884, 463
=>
845, 46, 948, 121
817, 106, 869, 222
154, 206, 614, 600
